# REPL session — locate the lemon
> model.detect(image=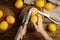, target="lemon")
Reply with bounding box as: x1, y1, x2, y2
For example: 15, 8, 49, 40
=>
35, 0, 44, 8
15, 0, 23, 9
30, 7, 38, 15
31, 15, 38, 23
0, 10, 3, 18
0, 21, 8, 30
44, 3, 53, 10
6, 16, 15, 24
48, 23, 56, 32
